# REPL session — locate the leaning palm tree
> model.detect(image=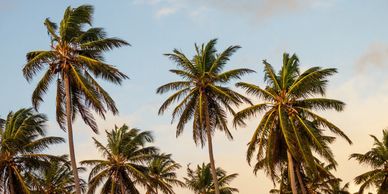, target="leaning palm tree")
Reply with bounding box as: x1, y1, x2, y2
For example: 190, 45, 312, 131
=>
184, 163, 239, 194
350, 129, 388, 194
233, 53, 352, 194
145, 153, 185, 194
157, 39, 253, 194
81, 124, 158, 194
23, 5, 129, 193
27, 156, 87, 194
0, 108, 64, 194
